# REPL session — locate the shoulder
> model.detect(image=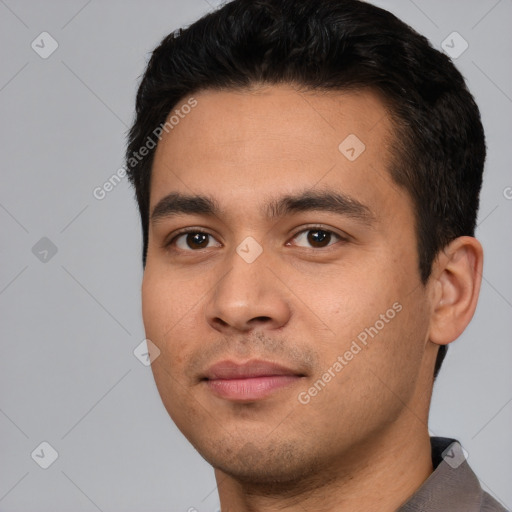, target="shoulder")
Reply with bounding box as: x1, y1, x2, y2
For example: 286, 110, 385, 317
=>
481, 490, 509, 512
